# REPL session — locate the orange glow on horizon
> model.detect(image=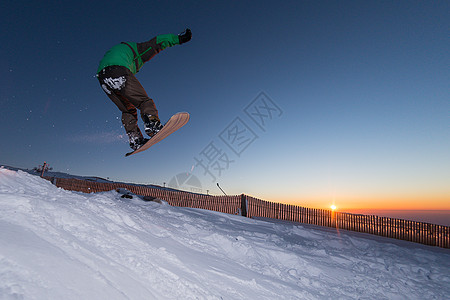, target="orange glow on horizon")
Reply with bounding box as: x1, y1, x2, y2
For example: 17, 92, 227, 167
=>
260, 194, 450, 211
